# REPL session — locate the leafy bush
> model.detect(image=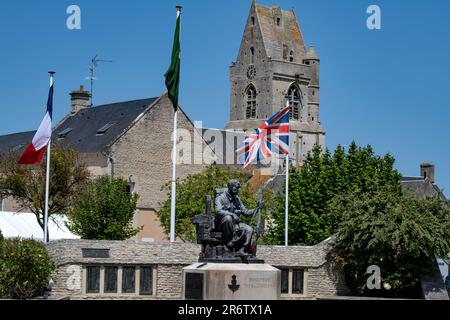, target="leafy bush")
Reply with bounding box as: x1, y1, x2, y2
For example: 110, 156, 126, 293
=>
157, 165, 274, 242
0, 145, 89, 242
0, 238, 56, 299
66, 176, 140, 240
329, 187, 450, 297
